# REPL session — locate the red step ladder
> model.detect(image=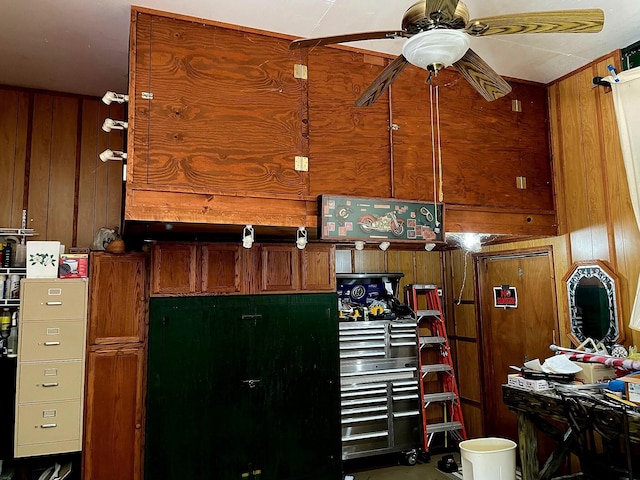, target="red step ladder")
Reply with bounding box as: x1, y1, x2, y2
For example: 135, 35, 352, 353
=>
404, 284, 467, 453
